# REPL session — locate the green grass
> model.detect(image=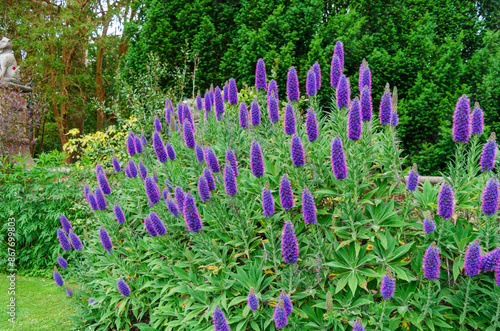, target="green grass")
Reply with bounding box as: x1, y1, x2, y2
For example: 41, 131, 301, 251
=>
0, 273, 74, 331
